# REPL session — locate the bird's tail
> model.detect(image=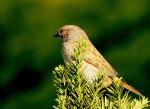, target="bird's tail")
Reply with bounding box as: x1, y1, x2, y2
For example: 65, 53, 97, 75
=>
121, 82, 143, 97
